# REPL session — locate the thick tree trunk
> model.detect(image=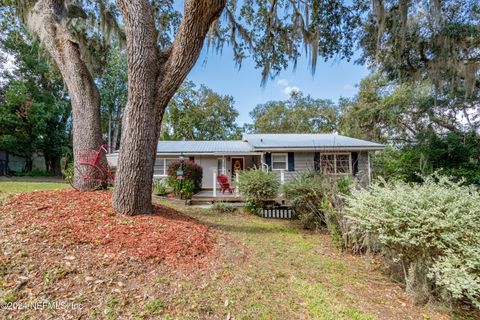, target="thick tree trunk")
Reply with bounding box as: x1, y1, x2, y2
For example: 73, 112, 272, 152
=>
28, 0, 103, 185
113, 0, 226, 215
112, 0, 160, 214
